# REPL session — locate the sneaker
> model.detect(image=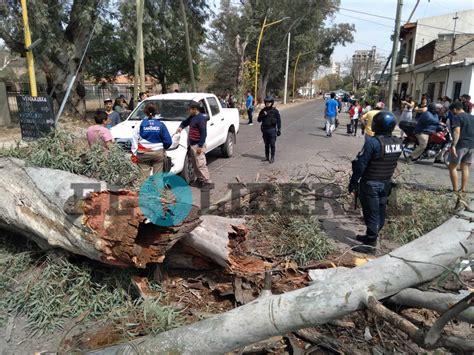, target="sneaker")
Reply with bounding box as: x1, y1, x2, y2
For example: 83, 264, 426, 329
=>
249, 123, 254, 126
269, 157, 274, 164
262, 157, 269, 162
189, 180, 203, 188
